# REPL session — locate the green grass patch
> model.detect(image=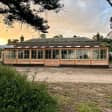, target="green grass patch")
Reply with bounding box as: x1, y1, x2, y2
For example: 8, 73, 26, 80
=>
75, 102, 101, 112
